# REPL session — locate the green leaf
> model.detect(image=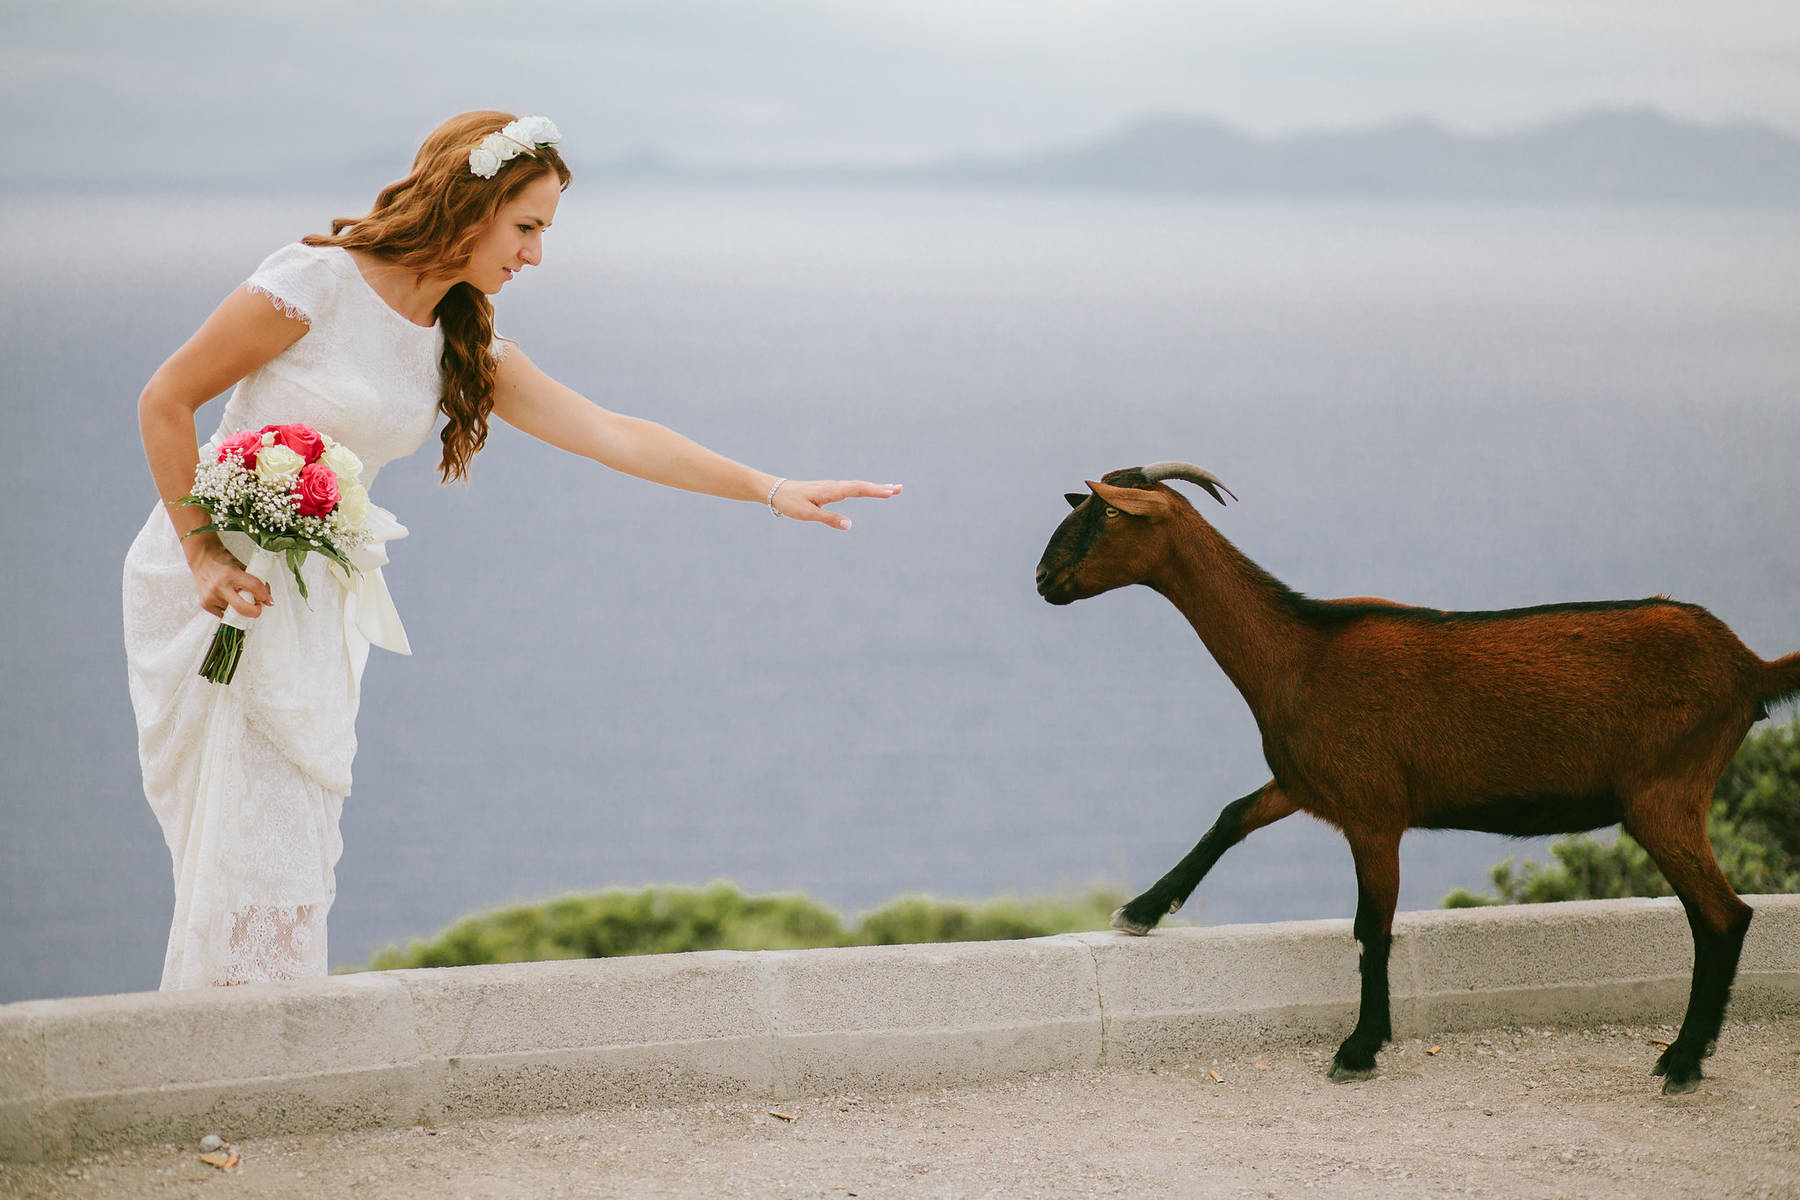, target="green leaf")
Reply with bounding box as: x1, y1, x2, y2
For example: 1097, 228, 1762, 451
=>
286, 548, 310, 599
